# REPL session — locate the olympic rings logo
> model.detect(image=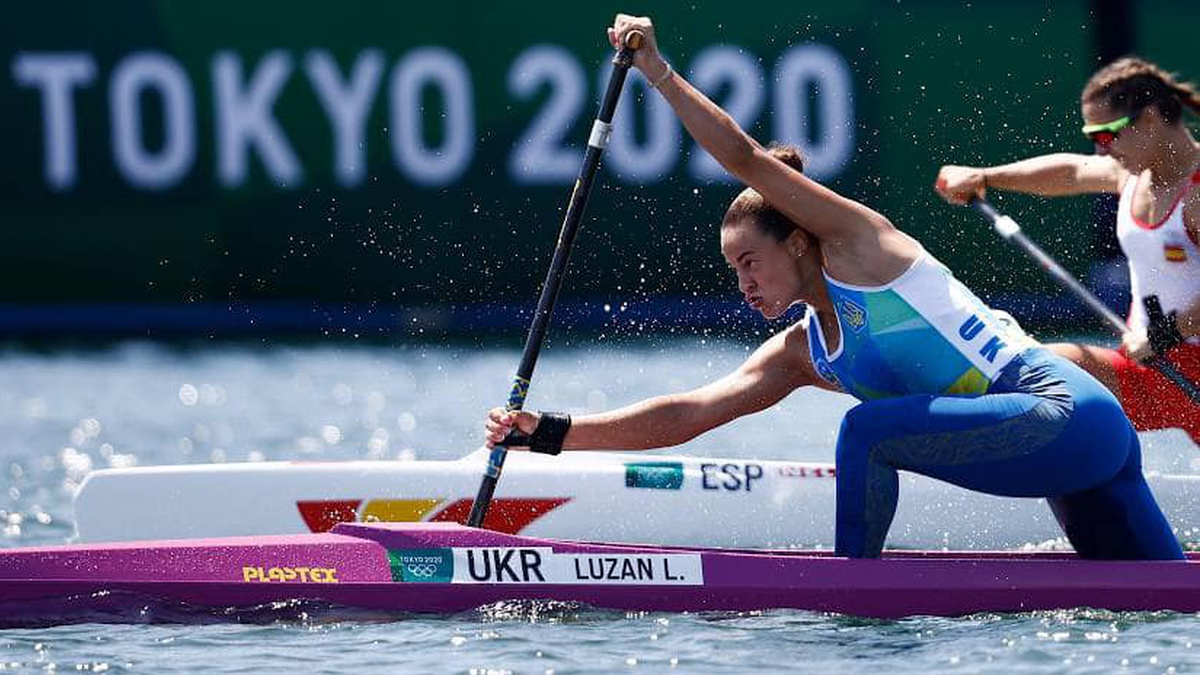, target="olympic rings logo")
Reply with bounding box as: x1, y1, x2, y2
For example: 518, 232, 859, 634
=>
405, 563, 441, 578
